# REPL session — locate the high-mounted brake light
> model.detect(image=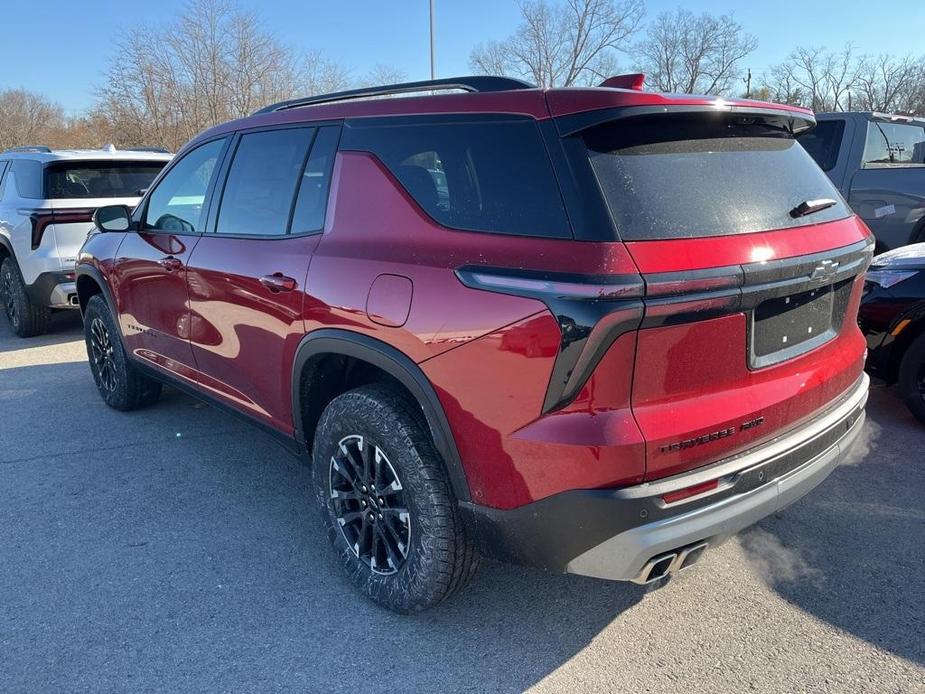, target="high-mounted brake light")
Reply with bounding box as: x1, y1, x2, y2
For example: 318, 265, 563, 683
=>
598, 73, 645, 91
